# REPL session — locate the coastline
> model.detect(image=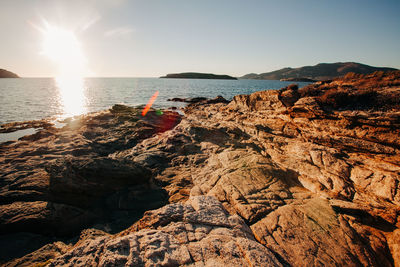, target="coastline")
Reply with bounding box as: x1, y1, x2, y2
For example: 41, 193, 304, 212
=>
0, 77, 312, 126
1, 72, 400, 265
